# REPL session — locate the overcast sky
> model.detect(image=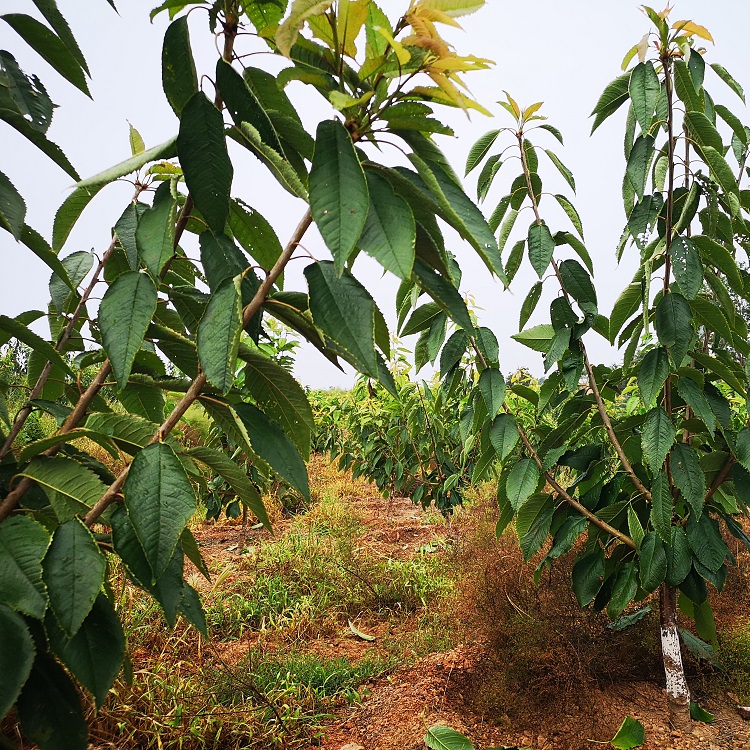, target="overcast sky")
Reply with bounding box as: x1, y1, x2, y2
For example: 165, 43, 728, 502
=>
2, 1, 749, 390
